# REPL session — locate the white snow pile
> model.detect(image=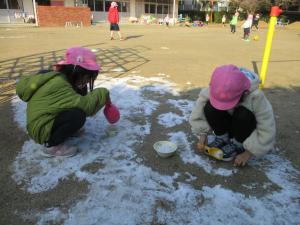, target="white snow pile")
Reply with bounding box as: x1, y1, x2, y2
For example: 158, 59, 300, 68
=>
11, 75, 300, 225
